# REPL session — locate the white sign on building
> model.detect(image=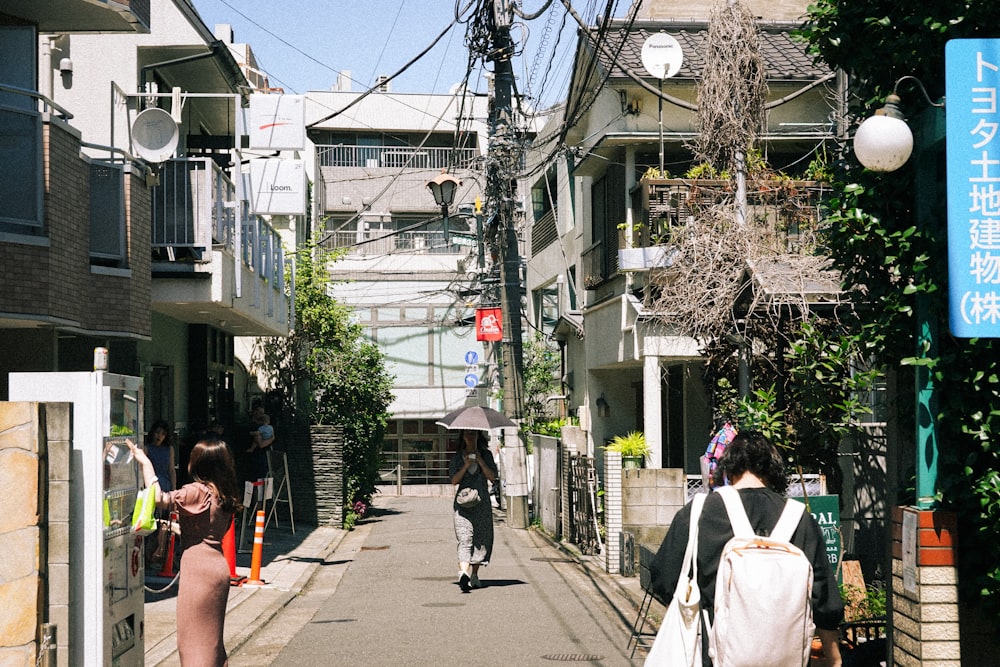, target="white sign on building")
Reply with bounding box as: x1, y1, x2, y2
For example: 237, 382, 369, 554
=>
249, 94, 305, 150
249, 159, 306, 215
